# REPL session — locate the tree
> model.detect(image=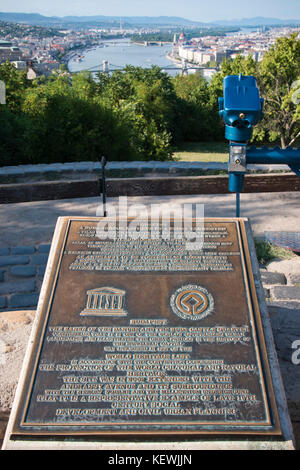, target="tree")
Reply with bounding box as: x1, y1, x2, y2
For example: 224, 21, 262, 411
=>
257, 33, 300, 148
21, 75, 135, 163
173, 73, 223, 141
95, 66, 177, 160
71, 71, 98, 100
0, 61, 32, 113
0, 106, 26, 165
